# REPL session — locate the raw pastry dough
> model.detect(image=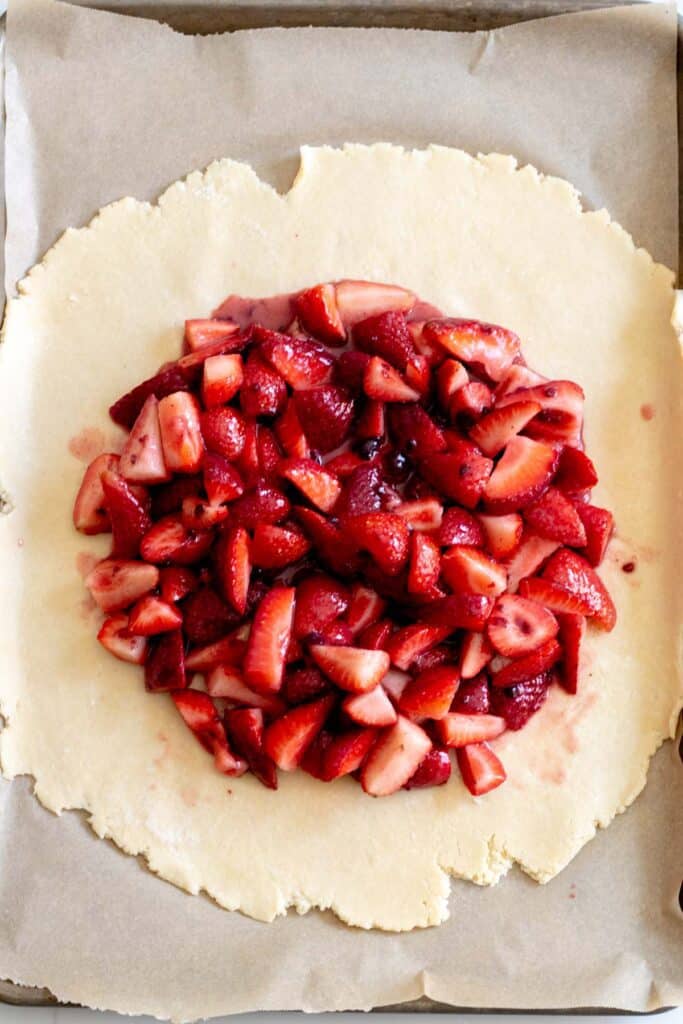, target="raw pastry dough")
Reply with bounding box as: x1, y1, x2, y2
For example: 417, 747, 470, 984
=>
0, 145, 680, 931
